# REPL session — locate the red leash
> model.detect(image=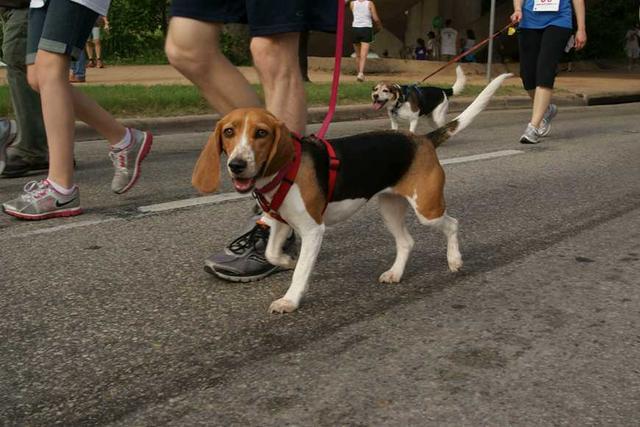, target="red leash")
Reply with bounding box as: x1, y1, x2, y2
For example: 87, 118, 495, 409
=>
316, 0, 346, 139
419, 22, 513, 84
